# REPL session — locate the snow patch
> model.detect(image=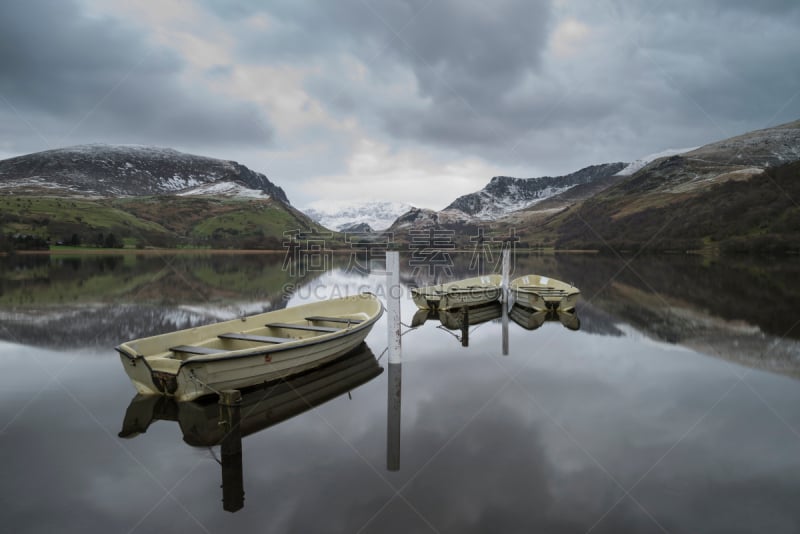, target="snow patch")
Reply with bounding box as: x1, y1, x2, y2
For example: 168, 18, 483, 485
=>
615, 147, 699, 176
176, 181, 269, 199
